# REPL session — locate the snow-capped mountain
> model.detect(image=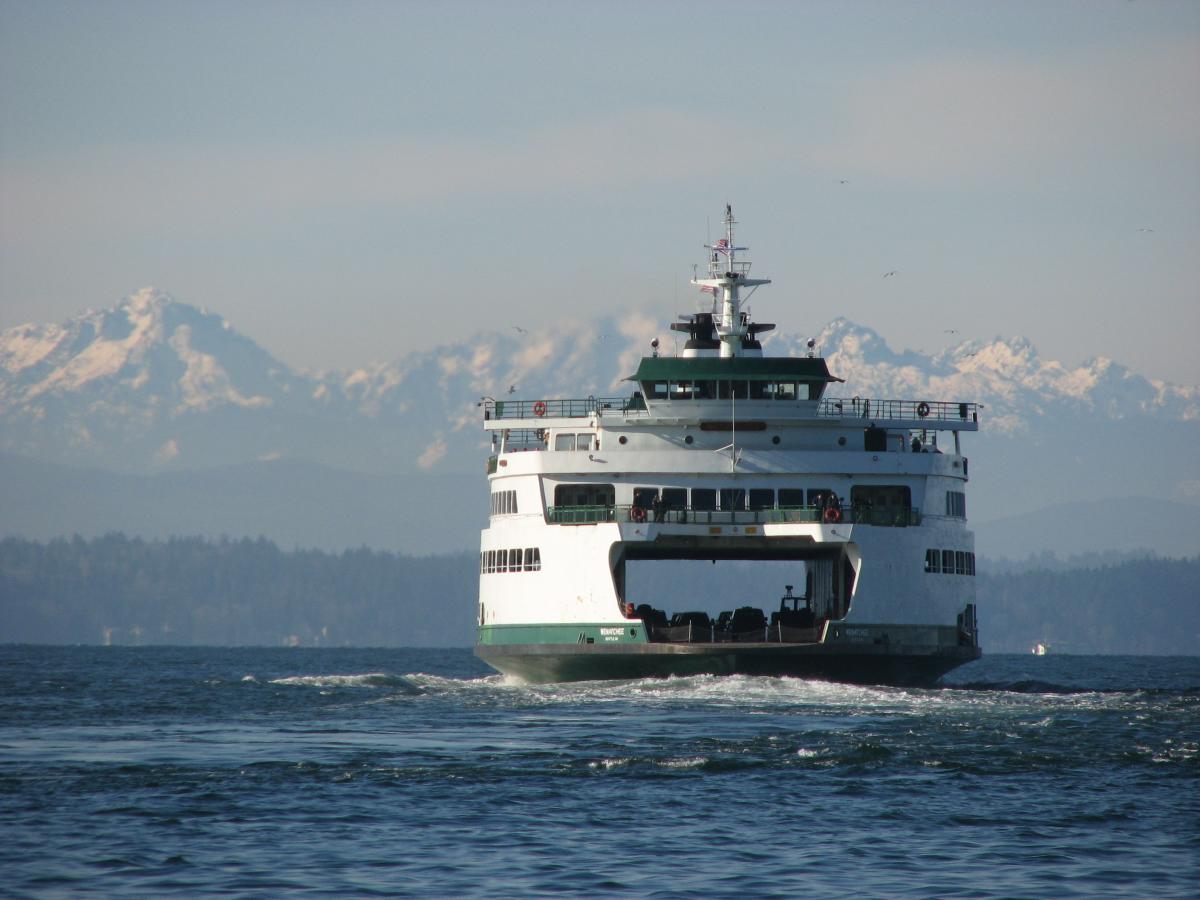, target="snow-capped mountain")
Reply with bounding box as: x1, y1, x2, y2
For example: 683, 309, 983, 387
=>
1, 288, 1197, 545
795, 319, 1199, 432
